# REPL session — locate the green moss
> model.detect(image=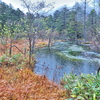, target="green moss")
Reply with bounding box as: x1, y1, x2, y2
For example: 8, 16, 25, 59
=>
68, 51, 82, 56
69, 45, 84, 52
56, 52, 82, 62
84, 42, 91, 44
38, 43, 47, 46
